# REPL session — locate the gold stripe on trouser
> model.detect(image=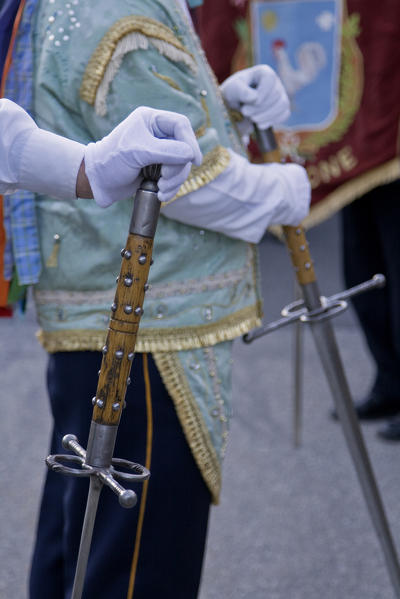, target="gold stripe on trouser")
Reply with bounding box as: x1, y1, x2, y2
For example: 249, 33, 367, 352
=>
126, 354, 153, 599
